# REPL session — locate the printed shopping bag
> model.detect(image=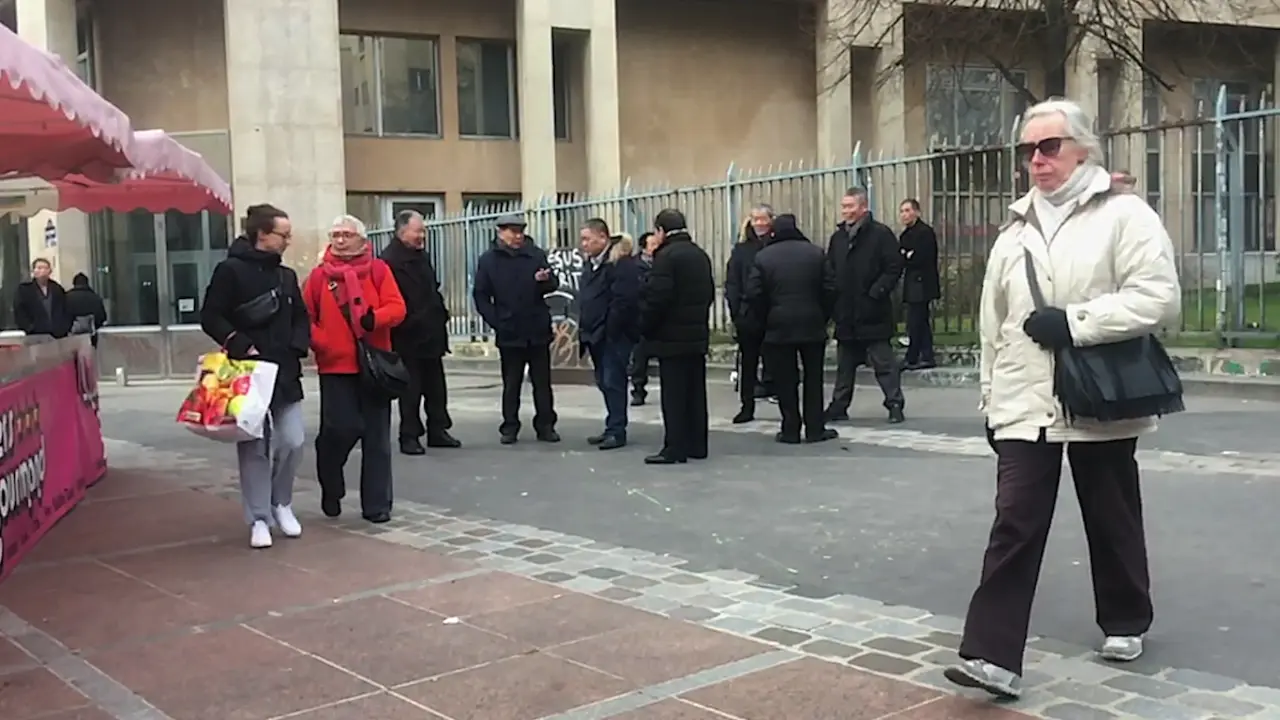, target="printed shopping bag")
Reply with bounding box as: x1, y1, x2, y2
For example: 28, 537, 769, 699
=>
175, 352, 278, 443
